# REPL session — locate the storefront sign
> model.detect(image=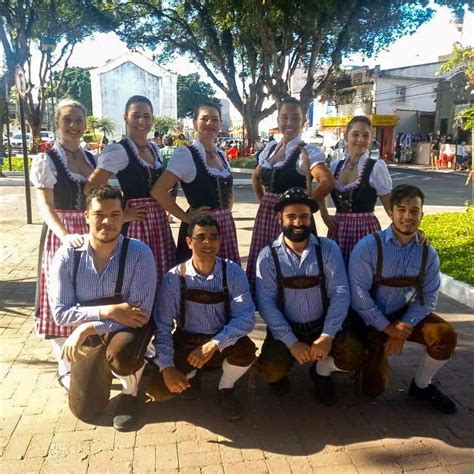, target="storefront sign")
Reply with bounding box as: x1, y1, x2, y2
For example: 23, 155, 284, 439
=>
320, 116, 351, 127
370, 114, 397, 126
320, 114, 398, 127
